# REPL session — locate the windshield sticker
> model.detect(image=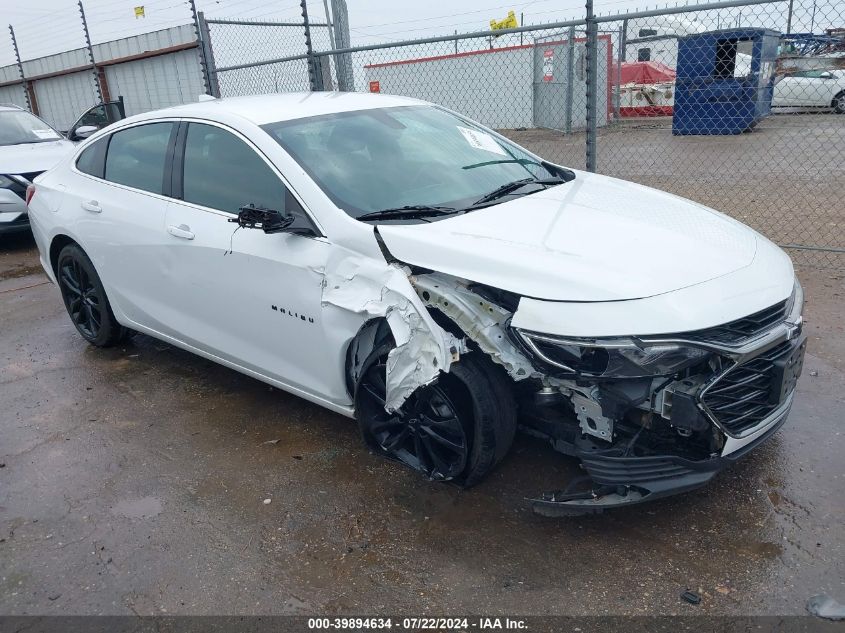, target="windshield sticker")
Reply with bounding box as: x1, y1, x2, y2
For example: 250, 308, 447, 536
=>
32, 129, 61, 140
457, 126, 507, 156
